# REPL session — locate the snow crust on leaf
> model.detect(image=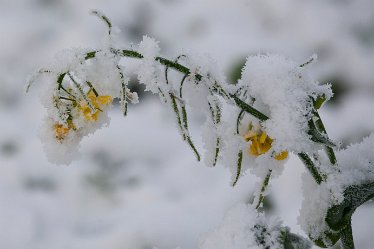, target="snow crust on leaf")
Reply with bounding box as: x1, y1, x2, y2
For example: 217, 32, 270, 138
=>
299, 133, 374, 243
